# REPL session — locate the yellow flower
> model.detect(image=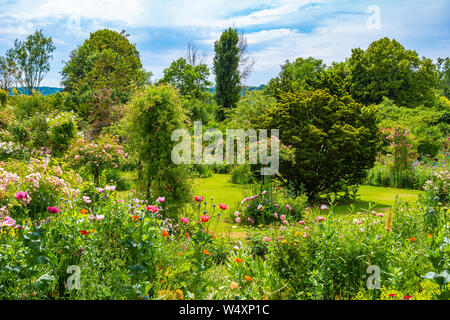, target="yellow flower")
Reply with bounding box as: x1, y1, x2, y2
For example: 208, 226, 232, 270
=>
175, 289, 184, 300
230, 281, 239, 290
282, 239, 287, 244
